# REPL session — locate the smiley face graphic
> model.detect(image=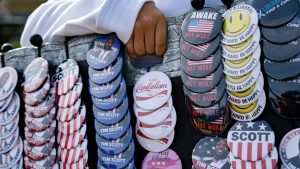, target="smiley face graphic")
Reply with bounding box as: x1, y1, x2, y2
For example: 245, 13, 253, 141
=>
223, 10, 251, 37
